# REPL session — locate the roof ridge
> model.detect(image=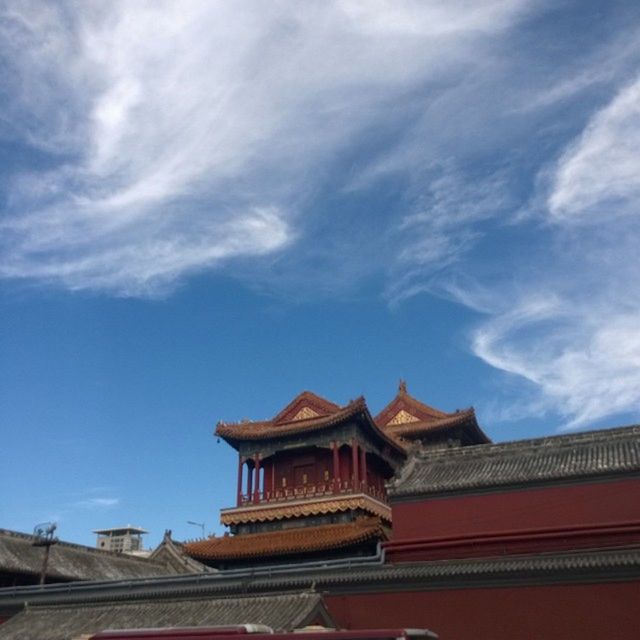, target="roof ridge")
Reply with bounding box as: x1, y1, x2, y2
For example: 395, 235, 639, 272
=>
183, 518, 384, 561
0, 529, 161, 565
217, 397, 362, 429
383, 408, 476, 432
389, 424, 640, 498
272, 390, 342, 424
215, 396, 405, 455
192, 517, 382, 543
374, 382, 451, 425
412, 423, 640, 463
3, 547, 638, 605
24, 591, 323, 612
